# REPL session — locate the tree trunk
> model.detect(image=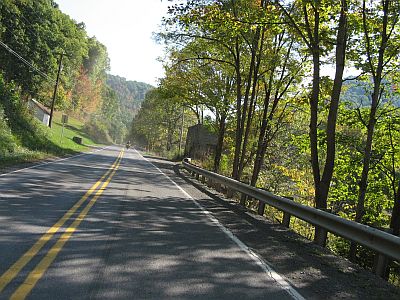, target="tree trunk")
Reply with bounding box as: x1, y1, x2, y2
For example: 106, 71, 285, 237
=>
238, 27, 264, 180
214, 112, 226, 172
234, 43, 256, 181
390, 180, 400, 236
316, 0, 348, 246
309, 17, 325, 245
232, 39, 243, 180
178, 107, 184, 156
252, 81, 272, 188
252, 37, 293, 190
350, 0, 388, 260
